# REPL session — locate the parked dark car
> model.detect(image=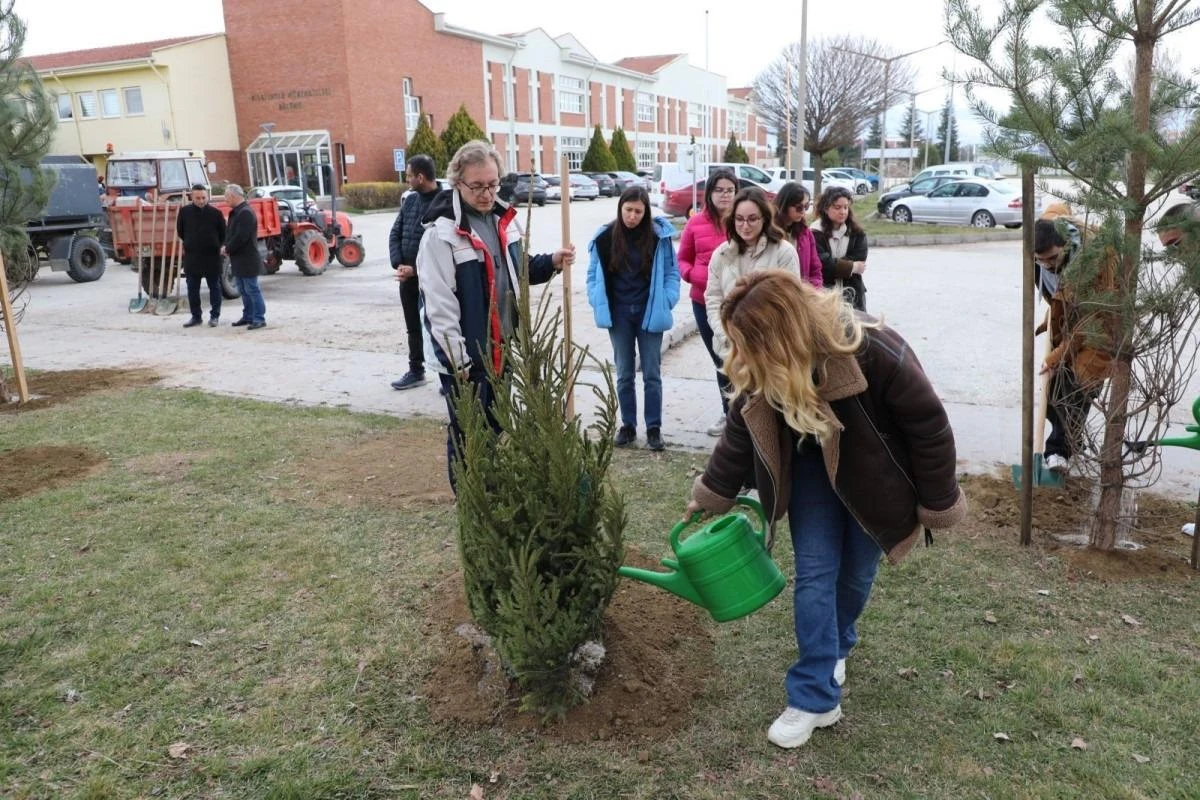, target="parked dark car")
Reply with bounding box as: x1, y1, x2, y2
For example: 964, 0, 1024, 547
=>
499, 172, 547, 206
662, 177, 773, 218
606, 171, 643, 193
585, 172, 617, 197
876, 175, 959, 216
